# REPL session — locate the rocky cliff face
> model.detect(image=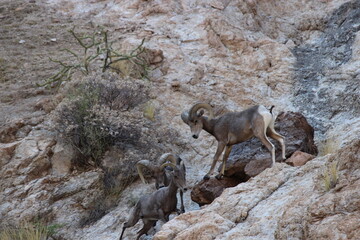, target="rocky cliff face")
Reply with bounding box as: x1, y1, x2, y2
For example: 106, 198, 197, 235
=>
1, 0, 360, 239
155, 139, 360, 239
